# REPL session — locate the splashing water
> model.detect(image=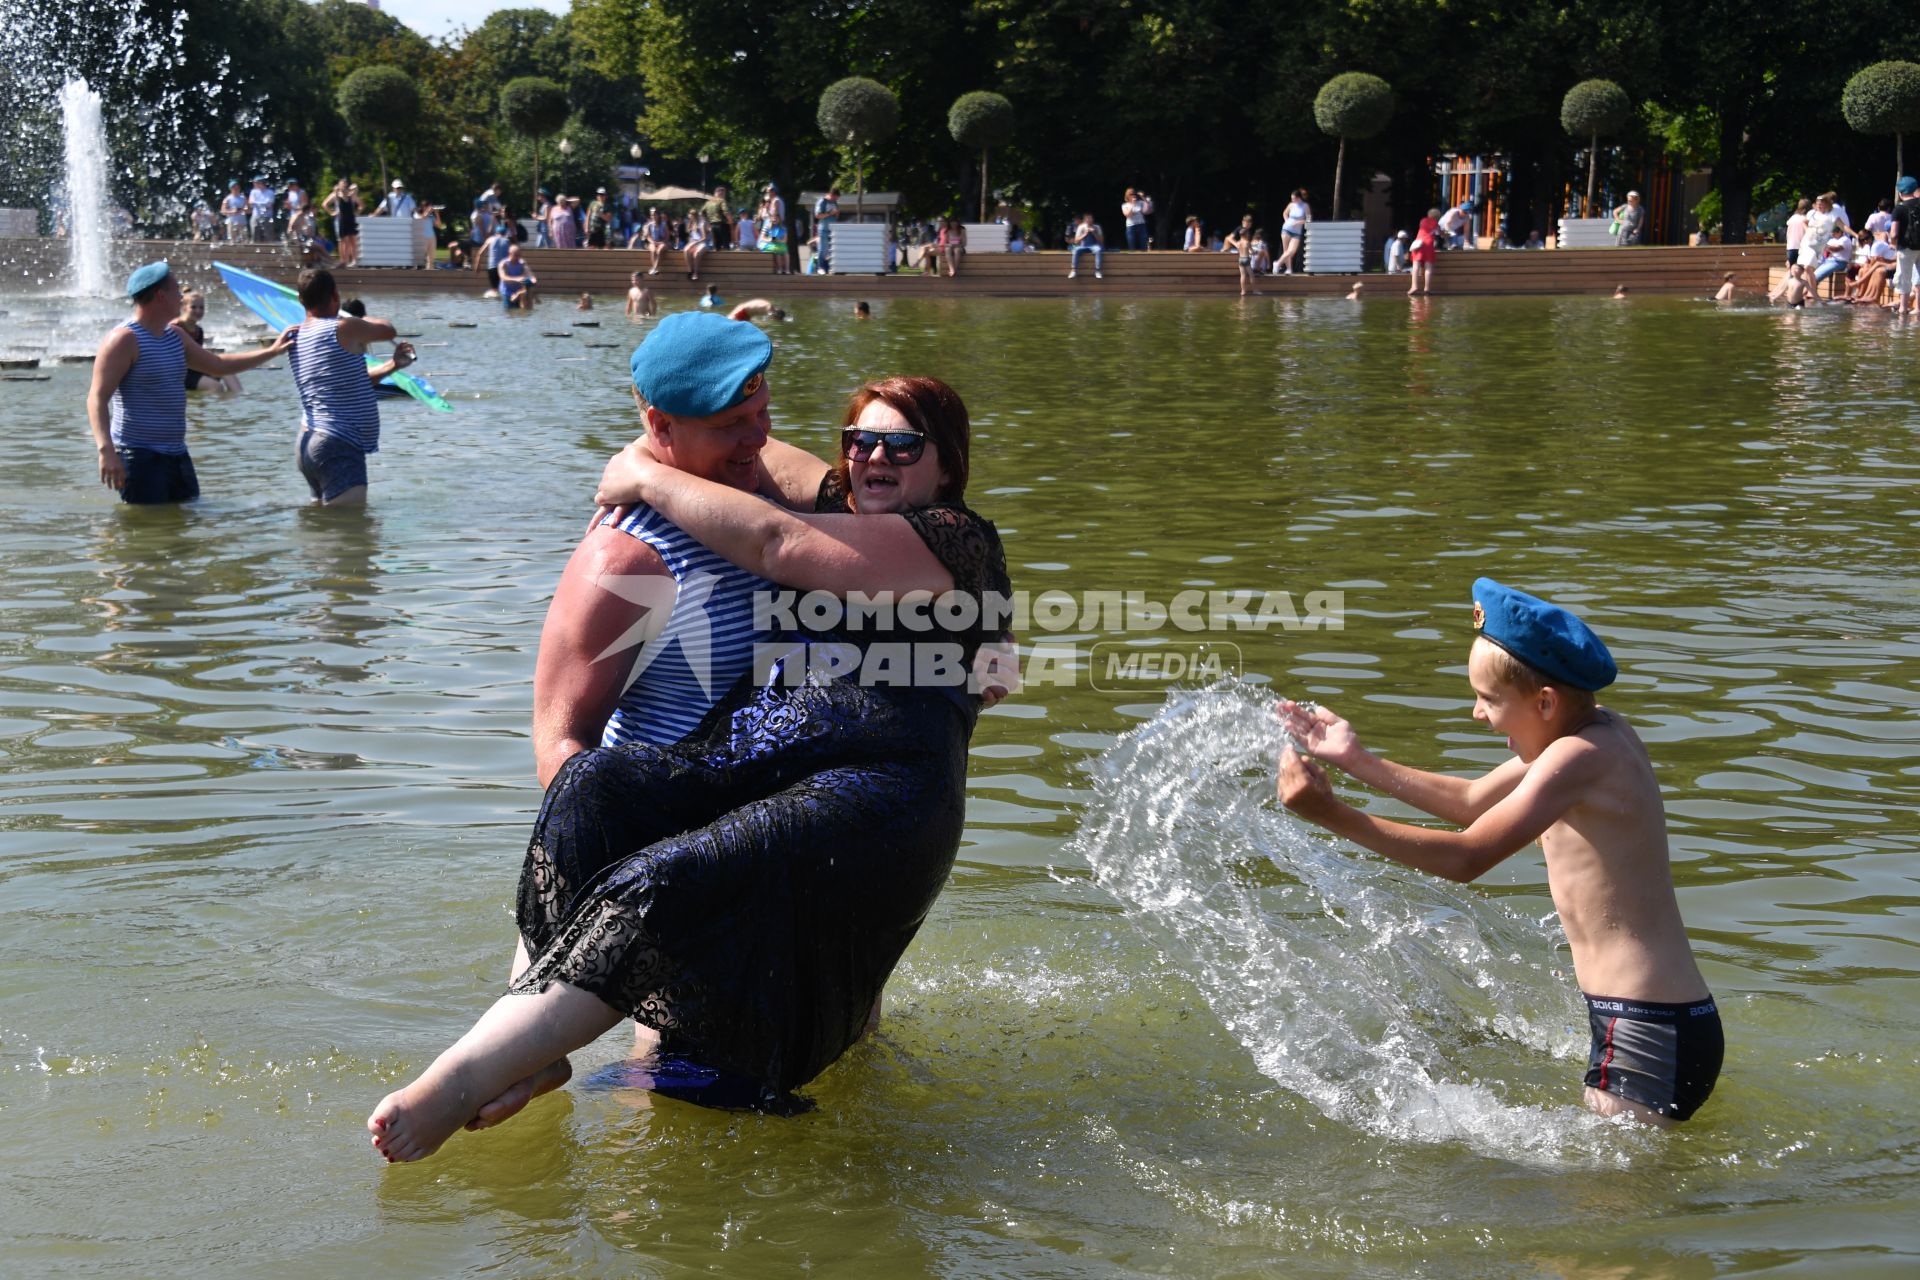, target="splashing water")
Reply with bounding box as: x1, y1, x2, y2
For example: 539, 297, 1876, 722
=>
0, 0, 281, 267
58, 79, 112, 297
1070, 682, 1638, 1165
